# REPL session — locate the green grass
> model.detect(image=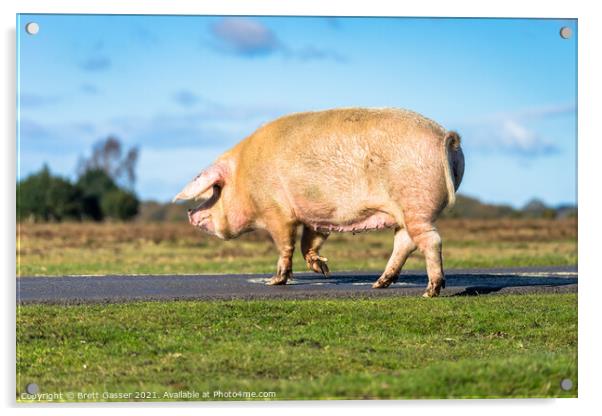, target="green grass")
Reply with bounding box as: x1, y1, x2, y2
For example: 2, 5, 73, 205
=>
17, 294, 577, 401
